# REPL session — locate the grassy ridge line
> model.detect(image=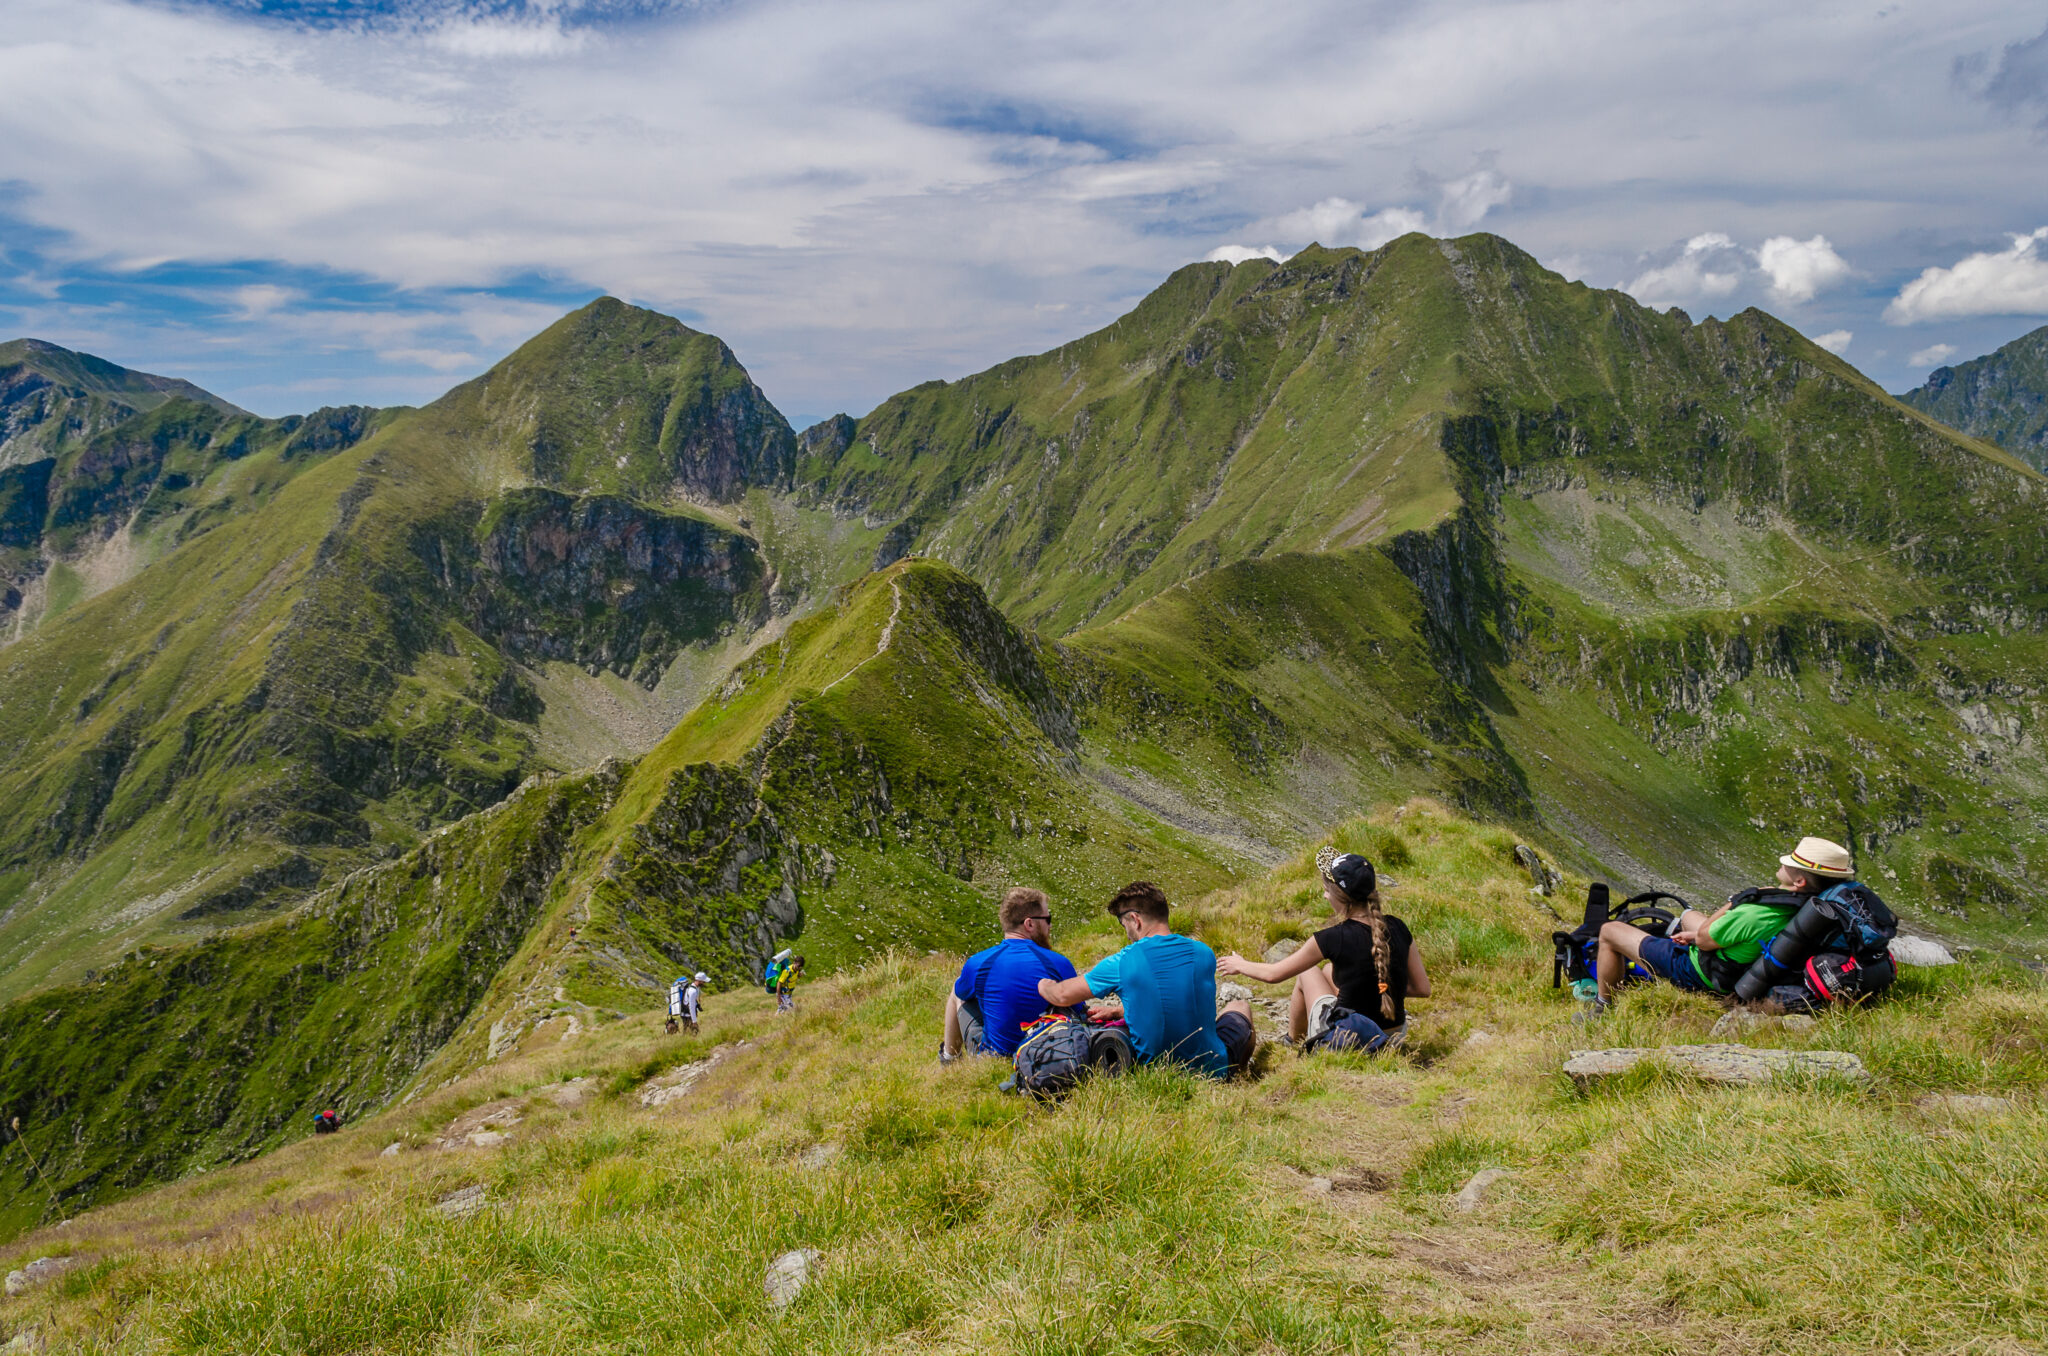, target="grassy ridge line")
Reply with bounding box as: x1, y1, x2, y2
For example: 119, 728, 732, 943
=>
4, 799, 2041, 1353
0, 765, 622, 1239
